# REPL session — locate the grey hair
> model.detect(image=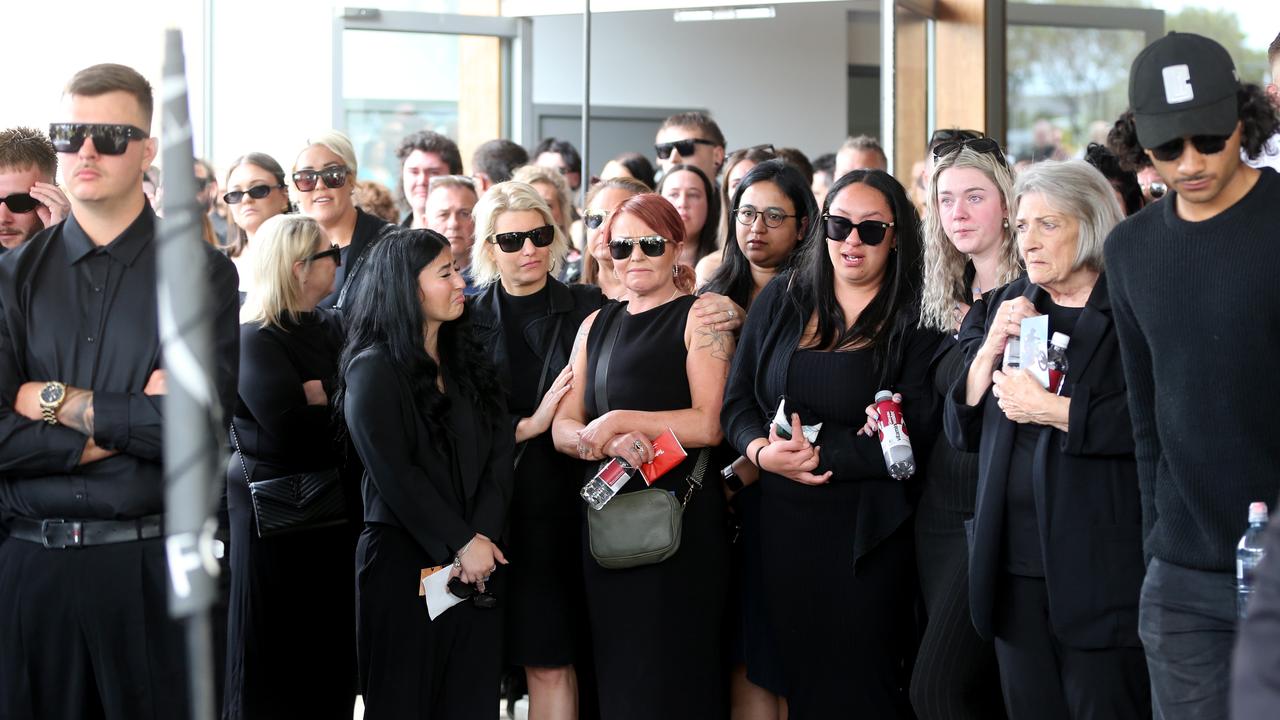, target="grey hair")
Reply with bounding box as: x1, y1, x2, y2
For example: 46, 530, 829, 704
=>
1013, 160, 1122, 274
469, 181, 568, 287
